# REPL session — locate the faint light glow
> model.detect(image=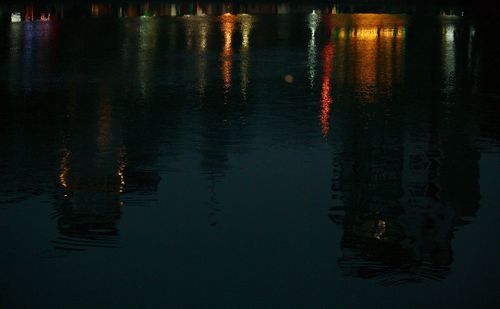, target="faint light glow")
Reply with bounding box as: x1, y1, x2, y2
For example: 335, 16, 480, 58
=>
184, 17, 194, 49
284, 74, 294, 83
22, 22, 34, 93
469, 26, 475, 38
197, 19, 210, 97
320, 42, 334, 137
196, 3, 206, 16
468, 25, 475, 74
138, 18, 158, 97
97, 91, 113, 150
220, 13, 236, 98
239, 14, 254, 100
117, 149, 127, 193
40, 13, 50, 22
8, 17, 22, 94
338, 27, 346, 39
332, 4, 338, 14
142, 2, 152, 17
59, 148, 71, 197
25, 6, 34, 21
11, 12, 21, 23
199, 21, 209, 50
127, 4, 138, 17
91, 4, 100, 16
277, 4, 290, 15
170, 4, 177, 16
374, 220, 386, 240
